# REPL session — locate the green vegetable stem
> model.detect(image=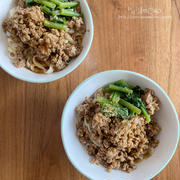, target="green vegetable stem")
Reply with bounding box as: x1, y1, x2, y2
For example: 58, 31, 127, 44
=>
119, 99, 141, 114
141, 106, 151, 123
60, 9, 82, 17
34, 0, 56, 9
44, 20, 67, 30
59, 1, 80, 8
109, 84, 133, 94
